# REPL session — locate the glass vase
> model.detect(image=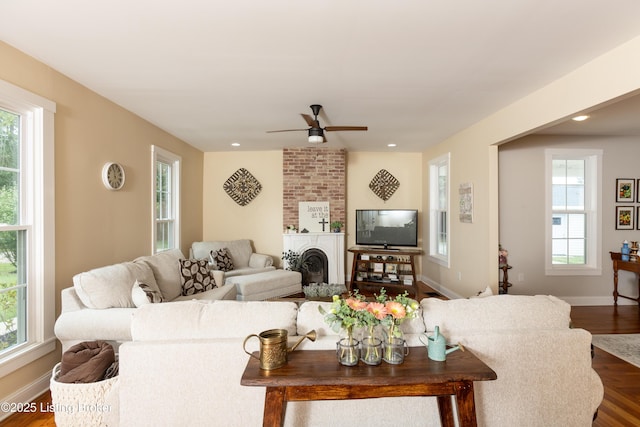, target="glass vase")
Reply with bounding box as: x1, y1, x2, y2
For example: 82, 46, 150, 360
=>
337, 337, 360, 366
360, 336, 382, 365
383, 322, 408, 364
336, 326, 359, 366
